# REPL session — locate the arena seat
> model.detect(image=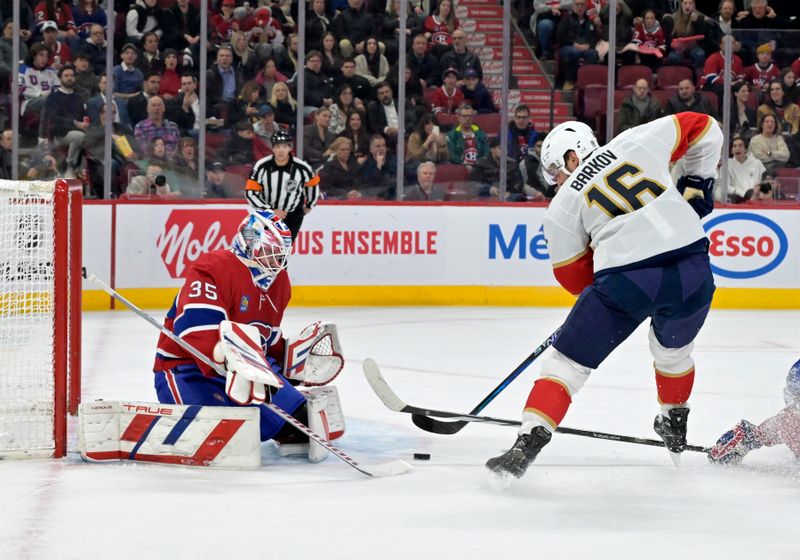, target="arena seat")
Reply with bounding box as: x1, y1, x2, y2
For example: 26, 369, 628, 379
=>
617, 65, 653, 89
656, 66, 693, 89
